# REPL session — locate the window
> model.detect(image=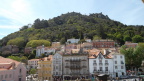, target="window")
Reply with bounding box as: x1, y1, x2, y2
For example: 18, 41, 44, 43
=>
105, 67, 108, 71
115, 61, 117, 64
105, 60, 108, 63
93, 60, 96, 63
94, 67, 97, 71
115, 66, 118, 69
121, 61, 124, 64
120, 56, 123, 59
100, 67, 102, 71
5, 74, 7, 78
1, 75, 3, 79
121, 66, 123, 69
9, 74, 11, 78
